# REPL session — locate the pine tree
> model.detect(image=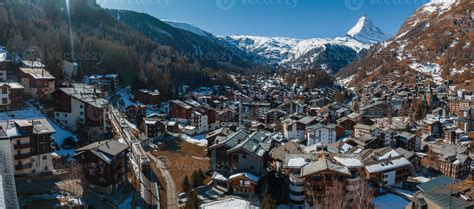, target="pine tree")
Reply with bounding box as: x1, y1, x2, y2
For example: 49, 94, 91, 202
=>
184, 191, 201, 209
182, 176, 191, 194
262, 187, 276, 209
191, 171, 199, 188
197, 169, 205, 185
191, 170, 205, 189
